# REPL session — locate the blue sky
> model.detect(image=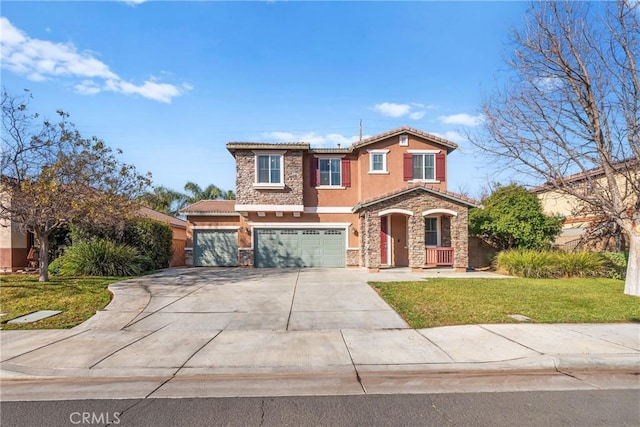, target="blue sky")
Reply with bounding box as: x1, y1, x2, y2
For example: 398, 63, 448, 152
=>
1, 1, 529, 199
